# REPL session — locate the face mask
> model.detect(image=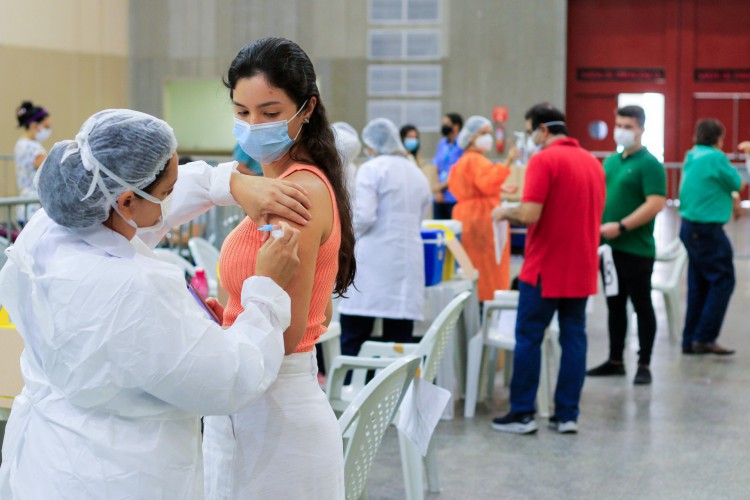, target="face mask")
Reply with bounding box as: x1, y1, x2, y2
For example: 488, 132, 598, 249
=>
525, 136, 539, 158
233, 100, 308, 164
614, 127, 637, 149
404, 137, 419, 152
35, 127, 52, 142
441, 124, 453, 137
135, 192, 174, 234
474, 133, 494, 153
